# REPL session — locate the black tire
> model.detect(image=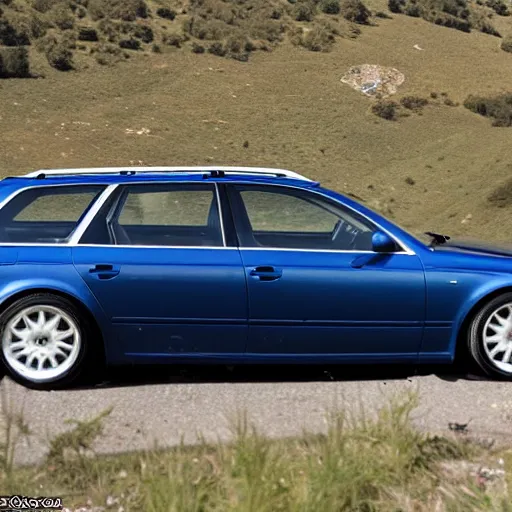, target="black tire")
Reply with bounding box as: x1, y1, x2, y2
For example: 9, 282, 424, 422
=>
467, 292, 512, 380
0, 293, 93, 390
